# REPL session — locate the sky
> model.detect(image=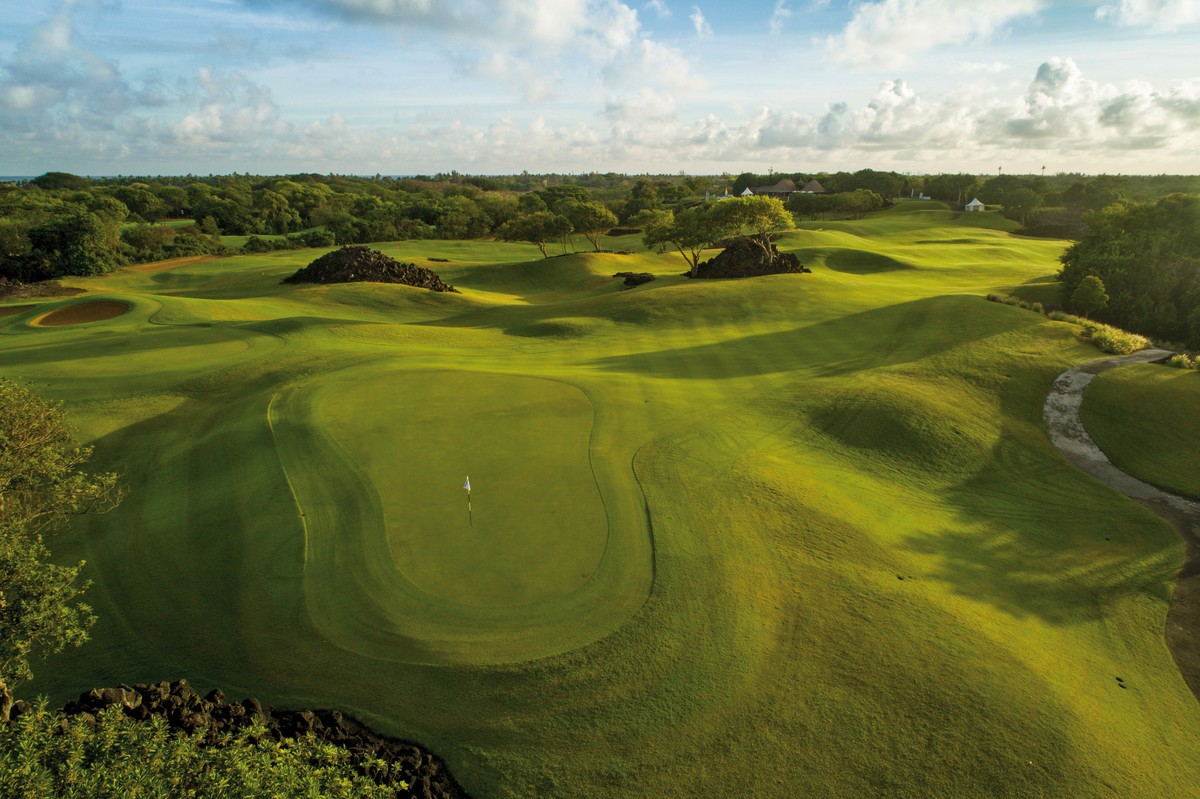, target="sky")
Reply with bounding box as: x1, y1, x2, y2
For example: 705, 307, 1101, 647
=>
1, 0, 1199, 176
